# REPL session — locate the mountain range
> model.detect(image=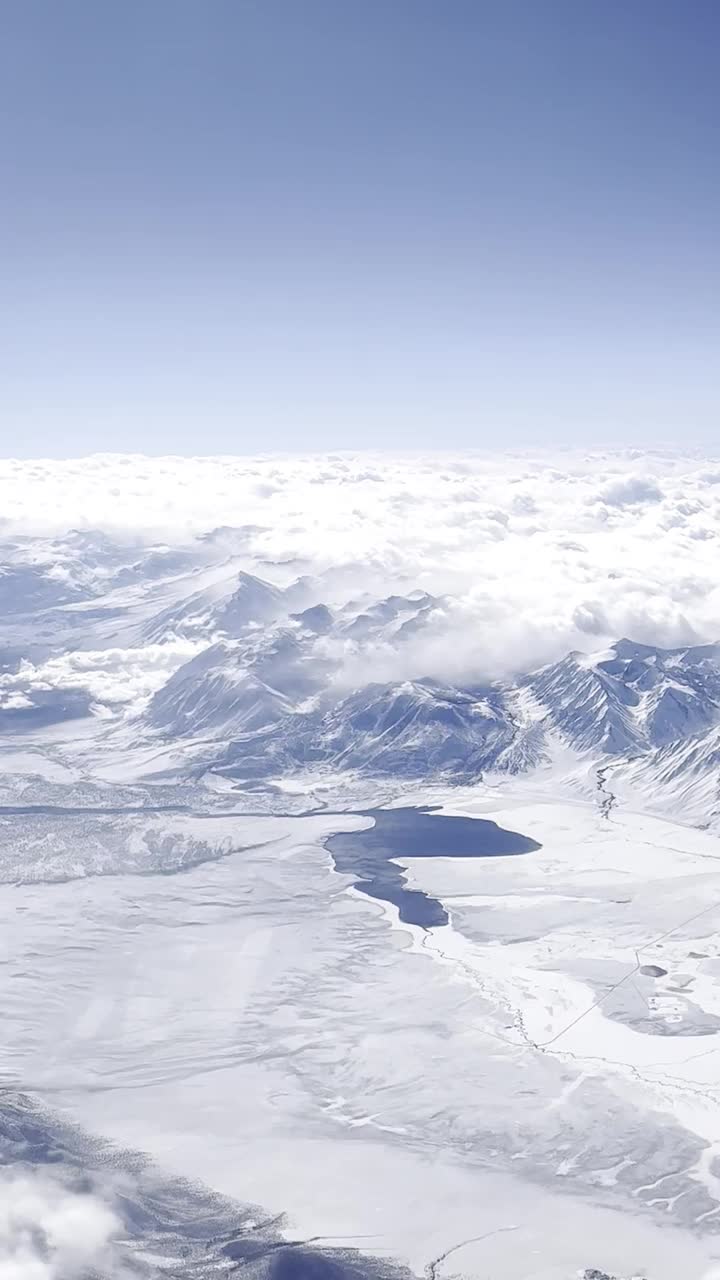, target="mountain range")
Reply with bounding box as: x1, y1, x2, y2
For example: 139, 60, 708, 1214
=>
3, 529, 720, 823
